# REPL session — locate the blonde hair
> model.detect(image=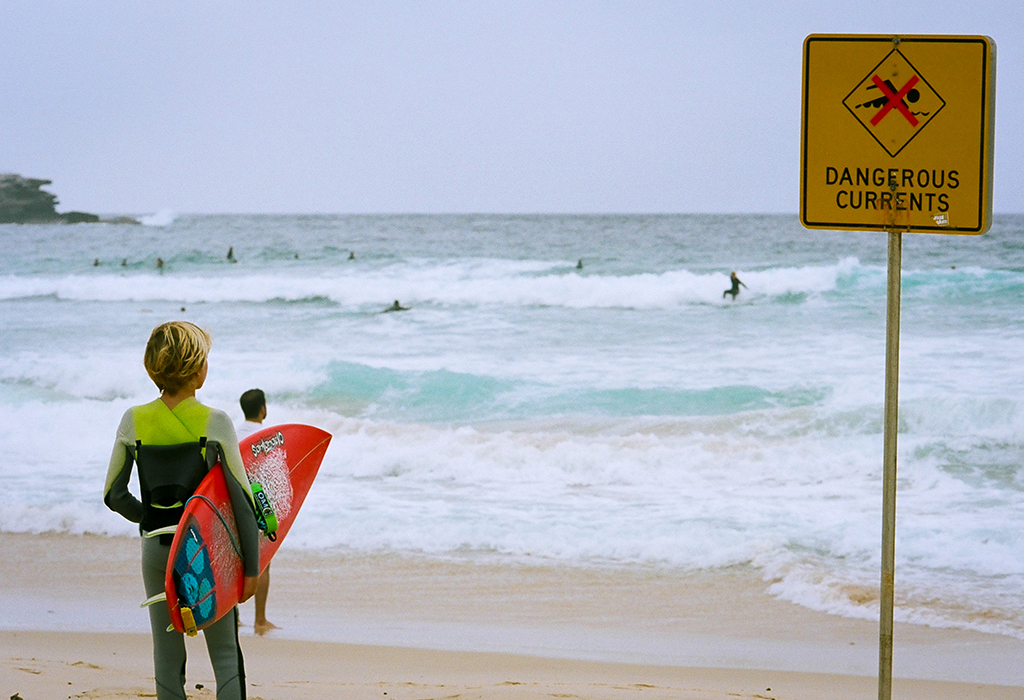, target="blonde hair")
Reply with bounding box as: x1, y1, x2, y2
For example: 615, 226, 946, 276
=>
144, 321, 212, 394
